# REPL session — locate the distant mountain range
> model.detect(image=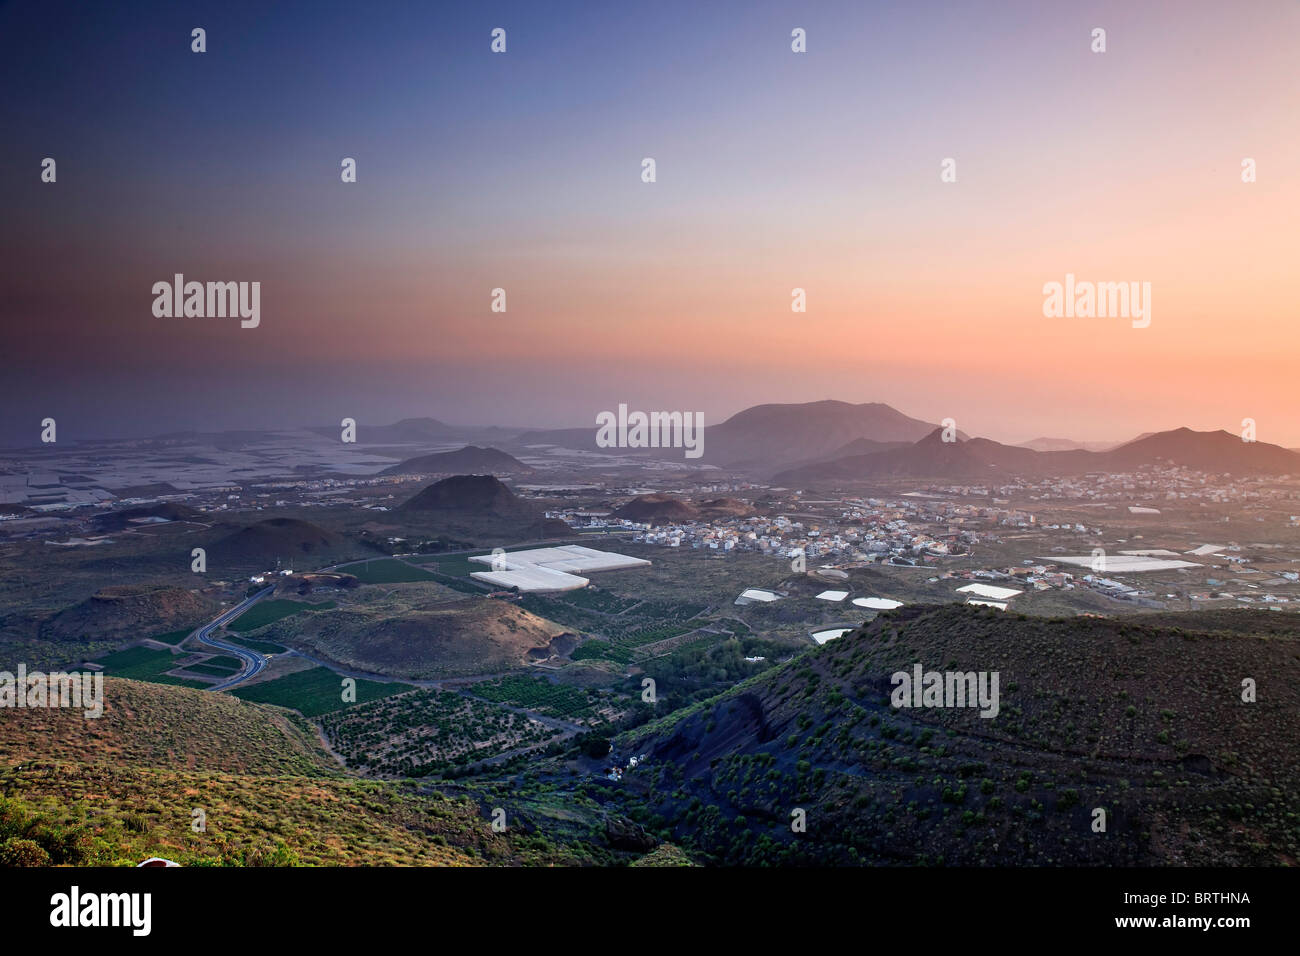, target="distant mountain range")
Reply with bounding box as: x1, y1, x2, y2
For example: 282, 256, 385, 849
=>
513, 400, 960, 469
281, 403, 1300, 481
1015, 436, 1123, 453
775, 426, 1300, 485
307, 417, 522, 445
693, 401, 963, 468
